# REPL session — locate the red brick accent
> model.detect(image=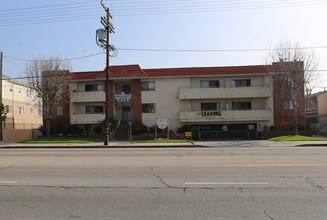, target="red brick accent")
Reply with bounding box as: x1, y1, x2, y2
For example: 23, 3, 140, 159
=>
131, 79, 142, 122
272, 62, 305, 128
49, 84, 71, 130
107, 80, 114, 120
